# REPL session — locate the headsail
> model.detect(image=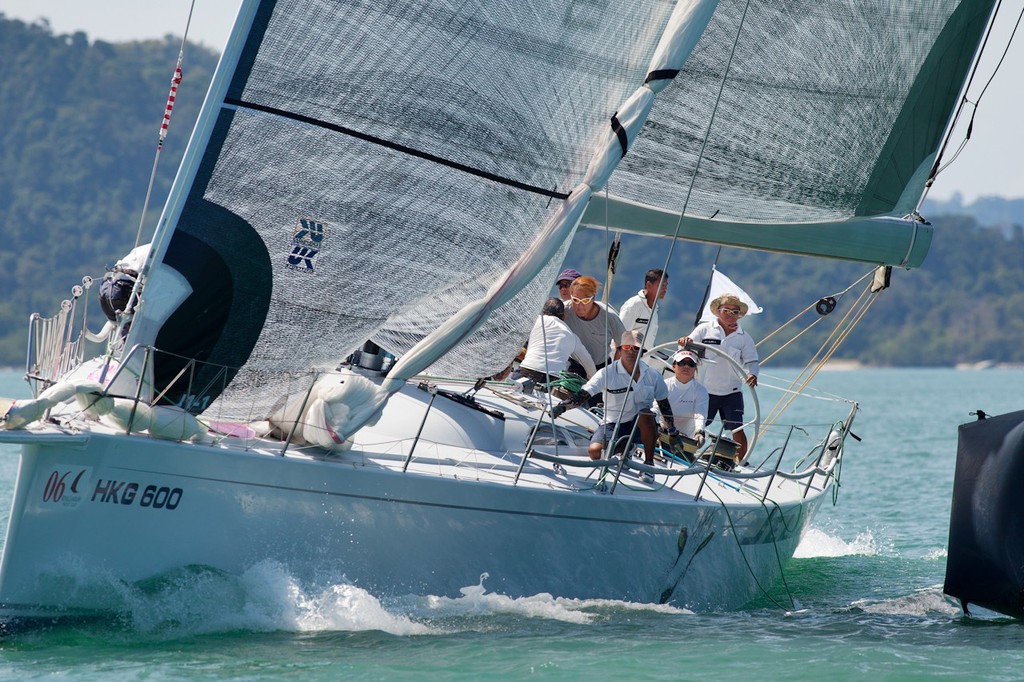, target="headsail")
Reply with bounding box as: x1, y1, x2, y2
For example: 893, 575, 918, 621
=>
582, 0, 999, 266
125, 0, 710, 417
